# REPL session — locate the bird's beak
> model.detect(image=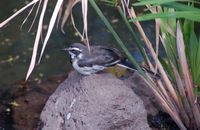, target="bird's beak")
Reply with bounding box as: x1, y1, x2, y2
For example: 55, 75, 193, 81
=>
61, 48, 69, 51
